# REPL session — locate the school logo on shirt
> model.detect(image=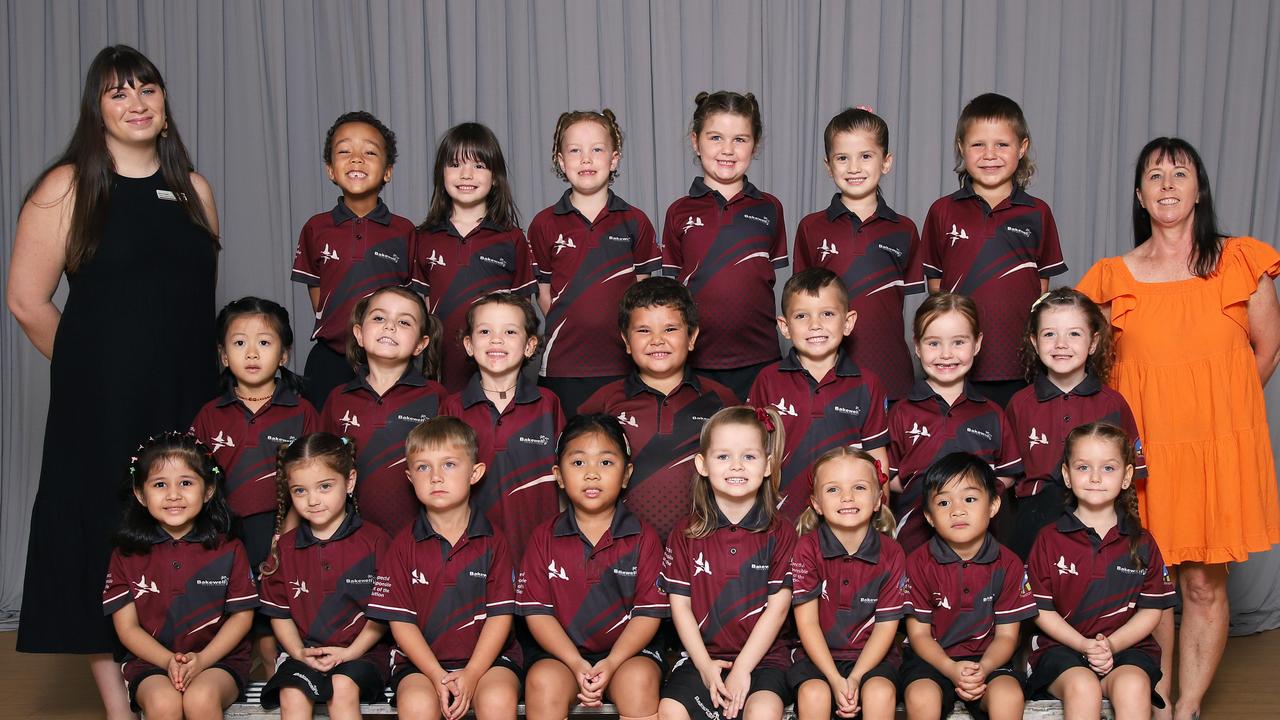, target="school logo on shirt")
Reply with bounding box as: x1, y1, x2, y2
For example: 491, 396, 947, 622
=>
321, 244, 340, 263
553, 234, 577, 254
907, 422, 932, 444
818, 238, 839, 262
946, 225, 969, 247
877, 243, 905, 259
607, 234, 632, 243
547, 560, 569, 581
682, 216, 704, 233
1003, 225, 1032, 238
1022, 571, 1033, 595
898, 575, 911, 596
833, 404, 862, 417
339, 411, 361, 432
1055, 556, 1078, 576
819, 580, 829, 601
211, 430, 236, 452
743, 214, 770, 226
478, 254, 509, 268
517, 434, 551, 446
694, 552, 712, 577
617, 411, 639, 428
132, 576, 159, 599
425, 249, 447, 268
290, 580, 310, 597
373, 251, 401, 263
411, 569, 430, 585
1028, 428, 1048, 448
933, 592, 951, 610
771, 398, 798, 417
